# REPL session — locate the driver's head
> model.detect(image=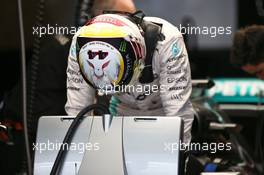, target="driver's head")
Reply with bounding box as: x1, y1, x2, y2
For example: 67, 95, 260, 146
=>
75, 13, 146, 92
92, 0, 136, 16
231, 25, 264, 79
